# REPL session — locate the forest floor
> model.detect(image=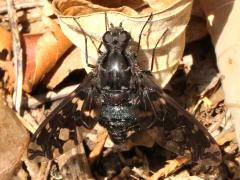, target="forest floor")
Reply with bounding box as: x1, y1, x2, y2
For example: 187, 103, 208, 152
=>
0, 0, 239, 179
